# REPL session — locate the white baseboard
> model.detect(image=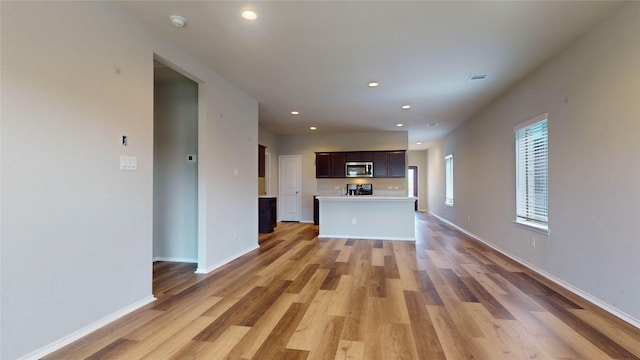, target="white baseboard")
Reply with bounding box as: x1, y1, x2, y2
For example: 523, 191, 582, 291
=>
427, 211, 640, 330
18, 295, 156, 360
318, 234, 415, 241
195, 244, 259, 274
153, 257, 197, 263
